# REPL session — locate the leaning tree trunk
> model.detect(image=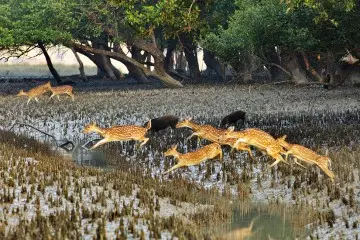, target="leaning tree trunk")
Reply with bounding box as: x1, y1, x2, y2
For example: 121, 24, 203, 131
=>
114, 43, 149, 83
37, 41, 63, 85
71, 47, 88, 82
92, 38, 123, 80
74, 45, 122, 80
179, 34, 201, 82
72, 40, 183, 88
203, 49, 225, 81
